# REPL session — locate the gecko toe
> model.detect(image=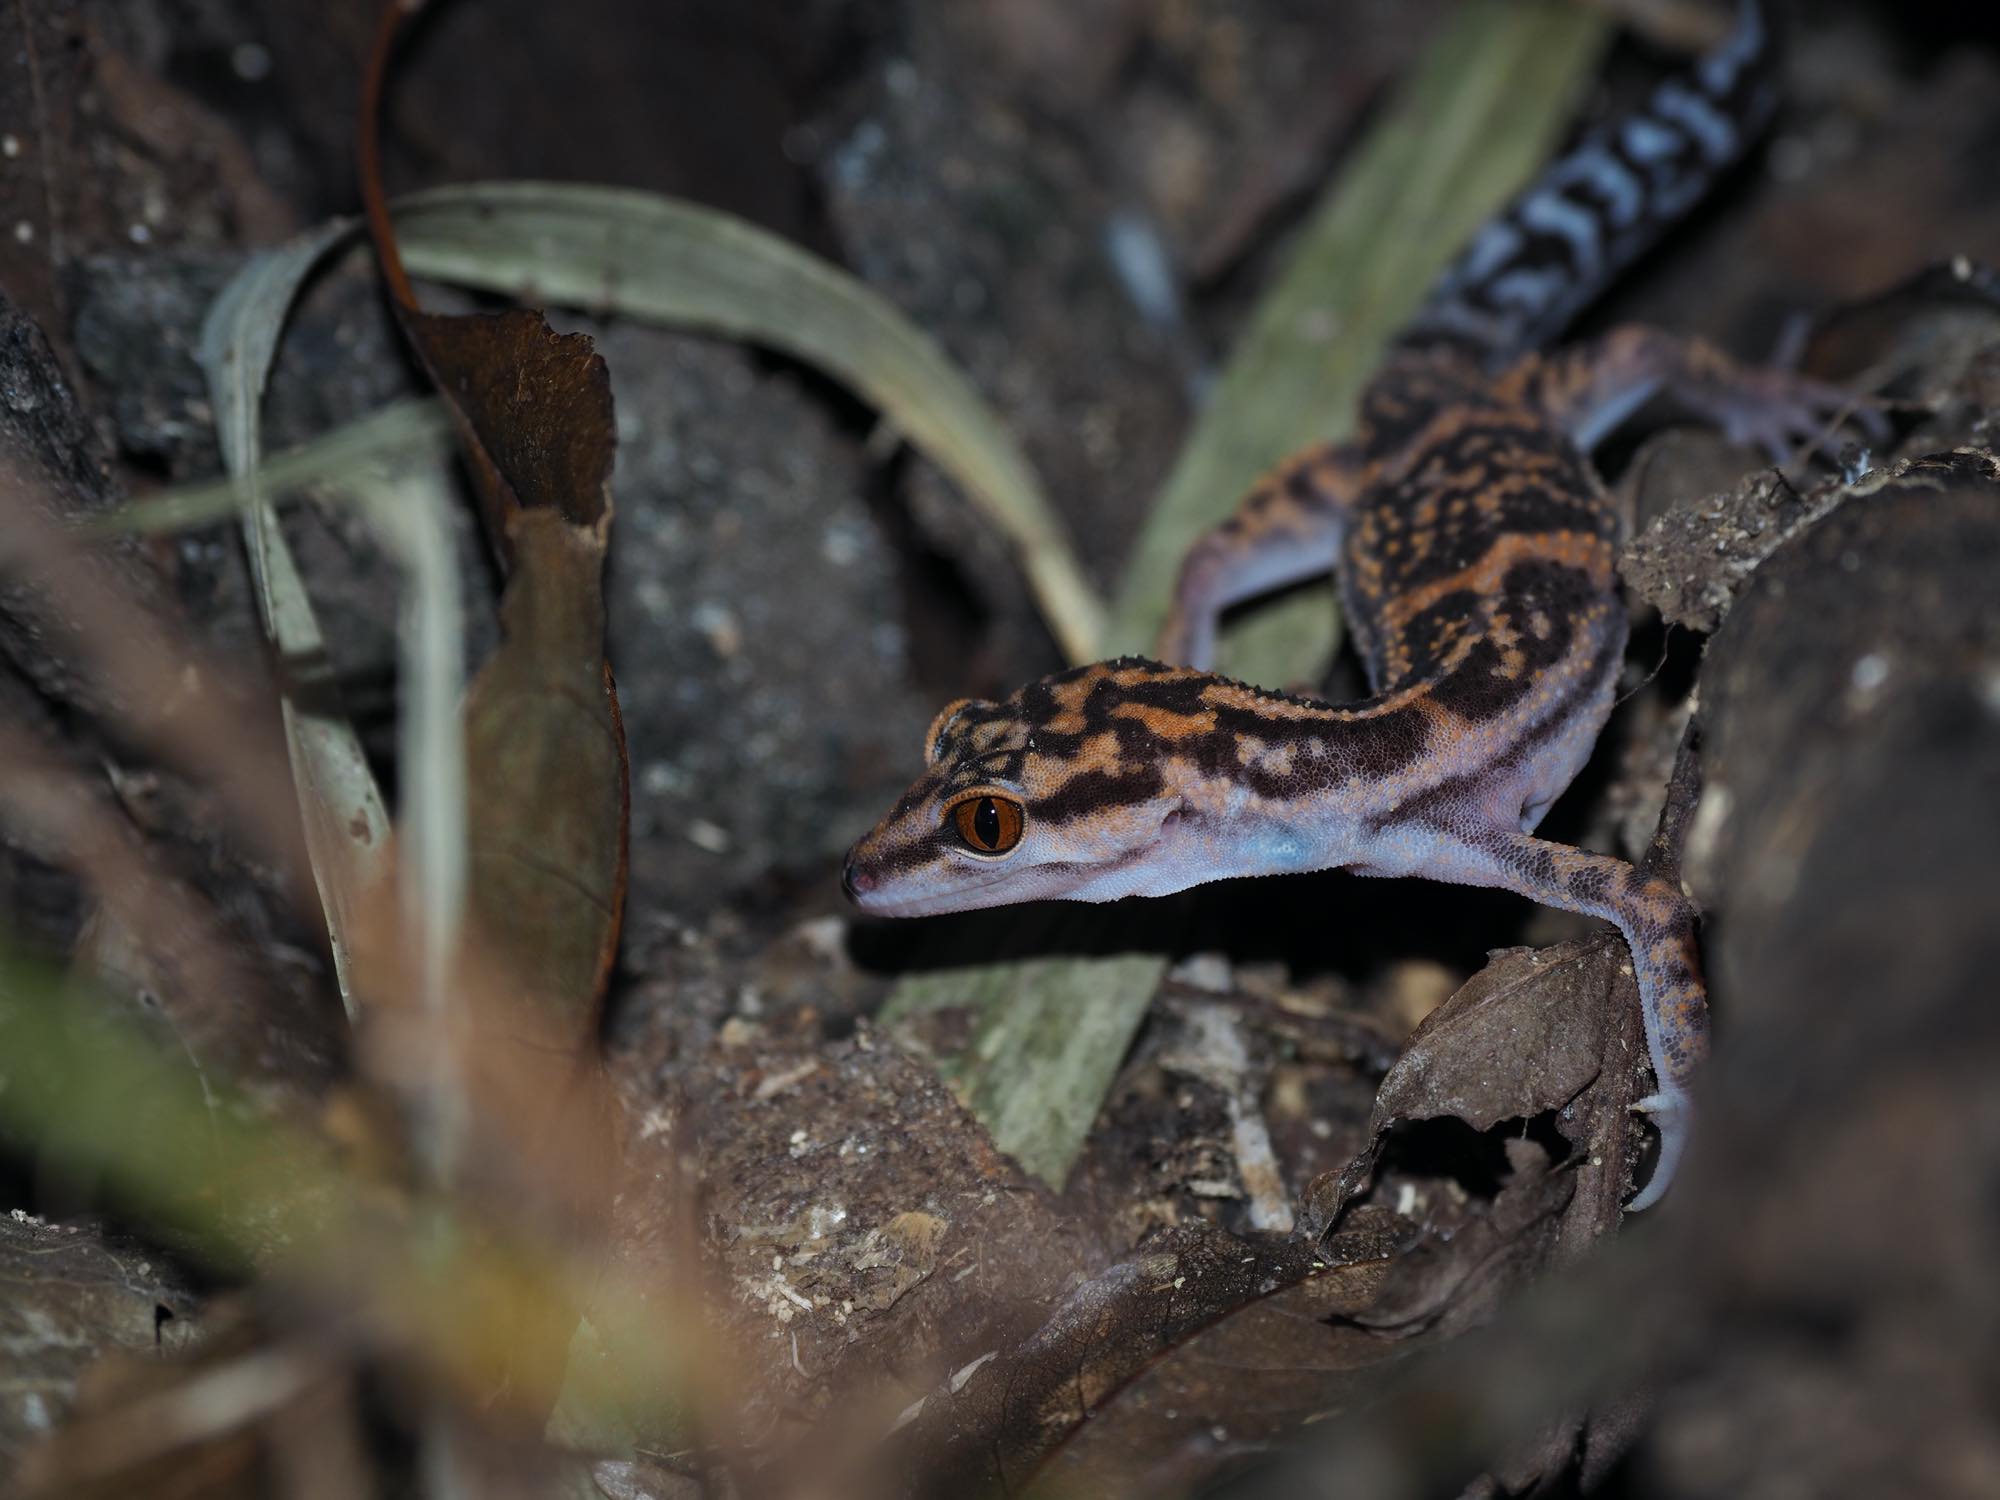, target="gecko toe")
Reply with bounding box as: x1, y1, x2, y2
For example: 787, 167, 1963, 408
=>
1710, 369, 1884, 470
1626, 1087, 1692, 1212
